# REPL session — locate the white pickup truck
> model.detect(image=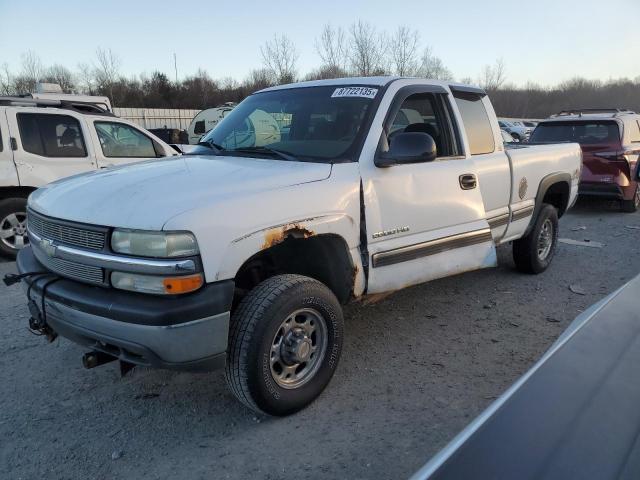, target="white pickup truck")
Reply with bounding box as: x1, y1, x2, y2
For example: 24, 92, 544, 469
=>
12, 77, 581, 416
